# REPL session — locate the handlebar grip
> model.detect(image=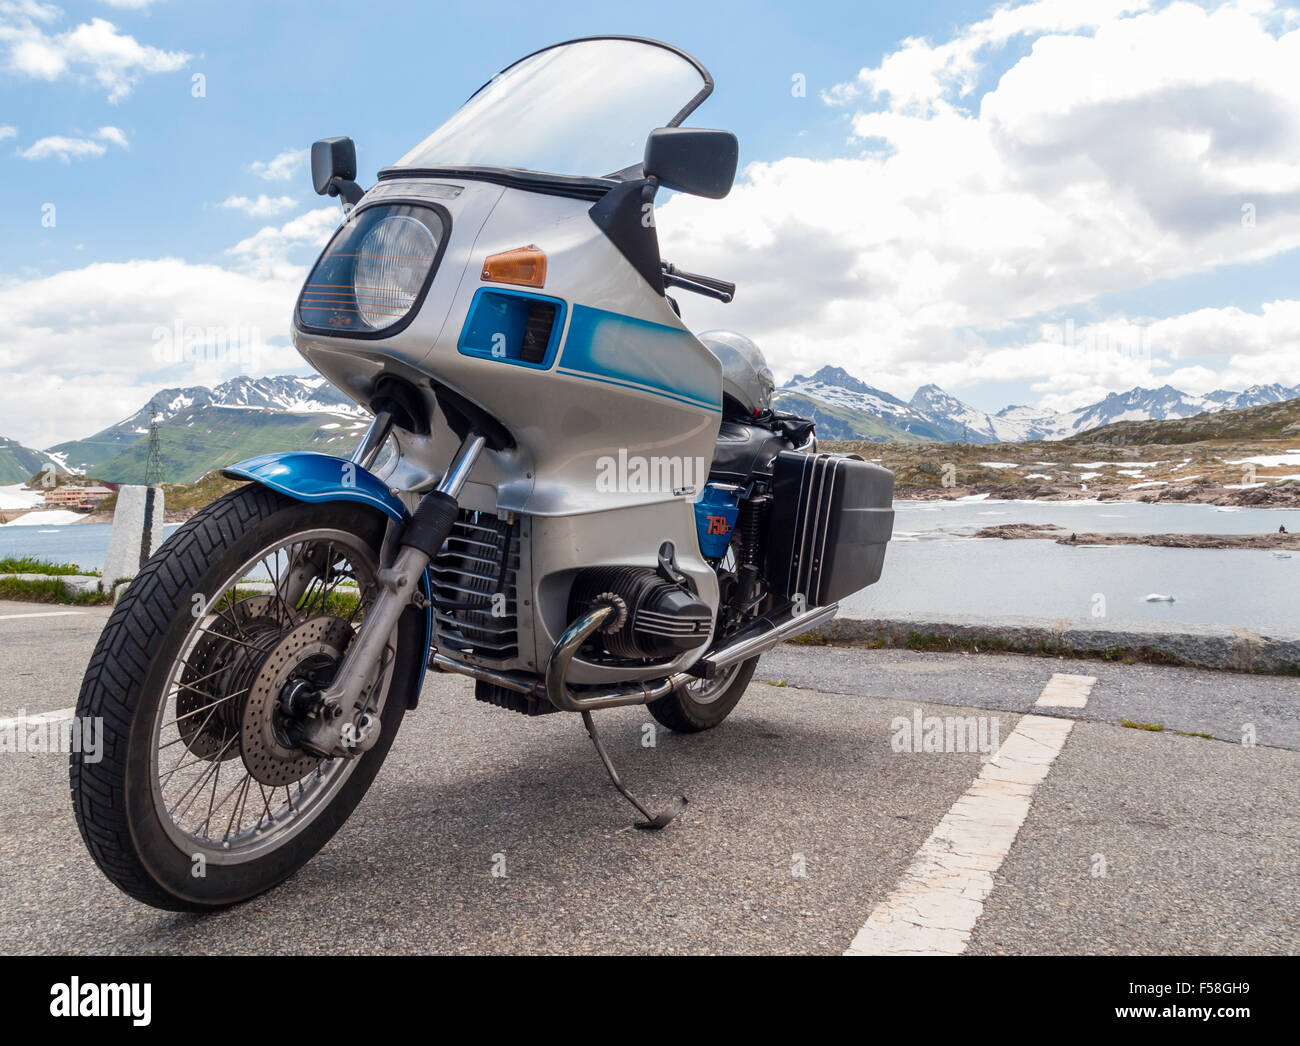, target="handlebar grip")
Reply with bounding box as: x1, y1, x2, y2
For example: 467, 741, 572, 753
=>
662, 263, 736, 298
